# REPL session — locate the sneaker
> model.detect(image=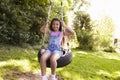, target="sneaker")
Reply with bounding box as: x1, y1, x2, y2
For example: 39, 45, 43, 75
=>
50, 77, 57, 80
41, 76, 48, 80
50, 75, 57, 80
